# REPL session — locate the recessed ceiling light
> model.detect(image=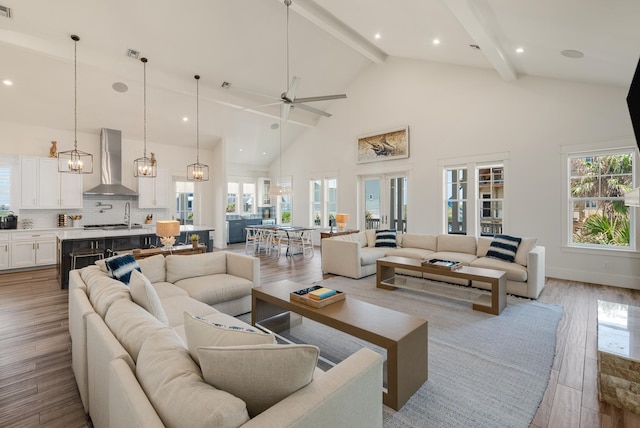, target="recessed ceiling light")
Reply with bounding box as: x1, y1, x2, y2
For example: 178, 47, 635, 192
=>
112, 82, 128, 93
561, 49, 584, 59
239, 148, 243, 152
374, 33, 381, 40
262, 152, 267, 155
516, 47, 524, 54
182, 117, 189, 122
432, 39, 441, 45
2, 79, 13, 86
